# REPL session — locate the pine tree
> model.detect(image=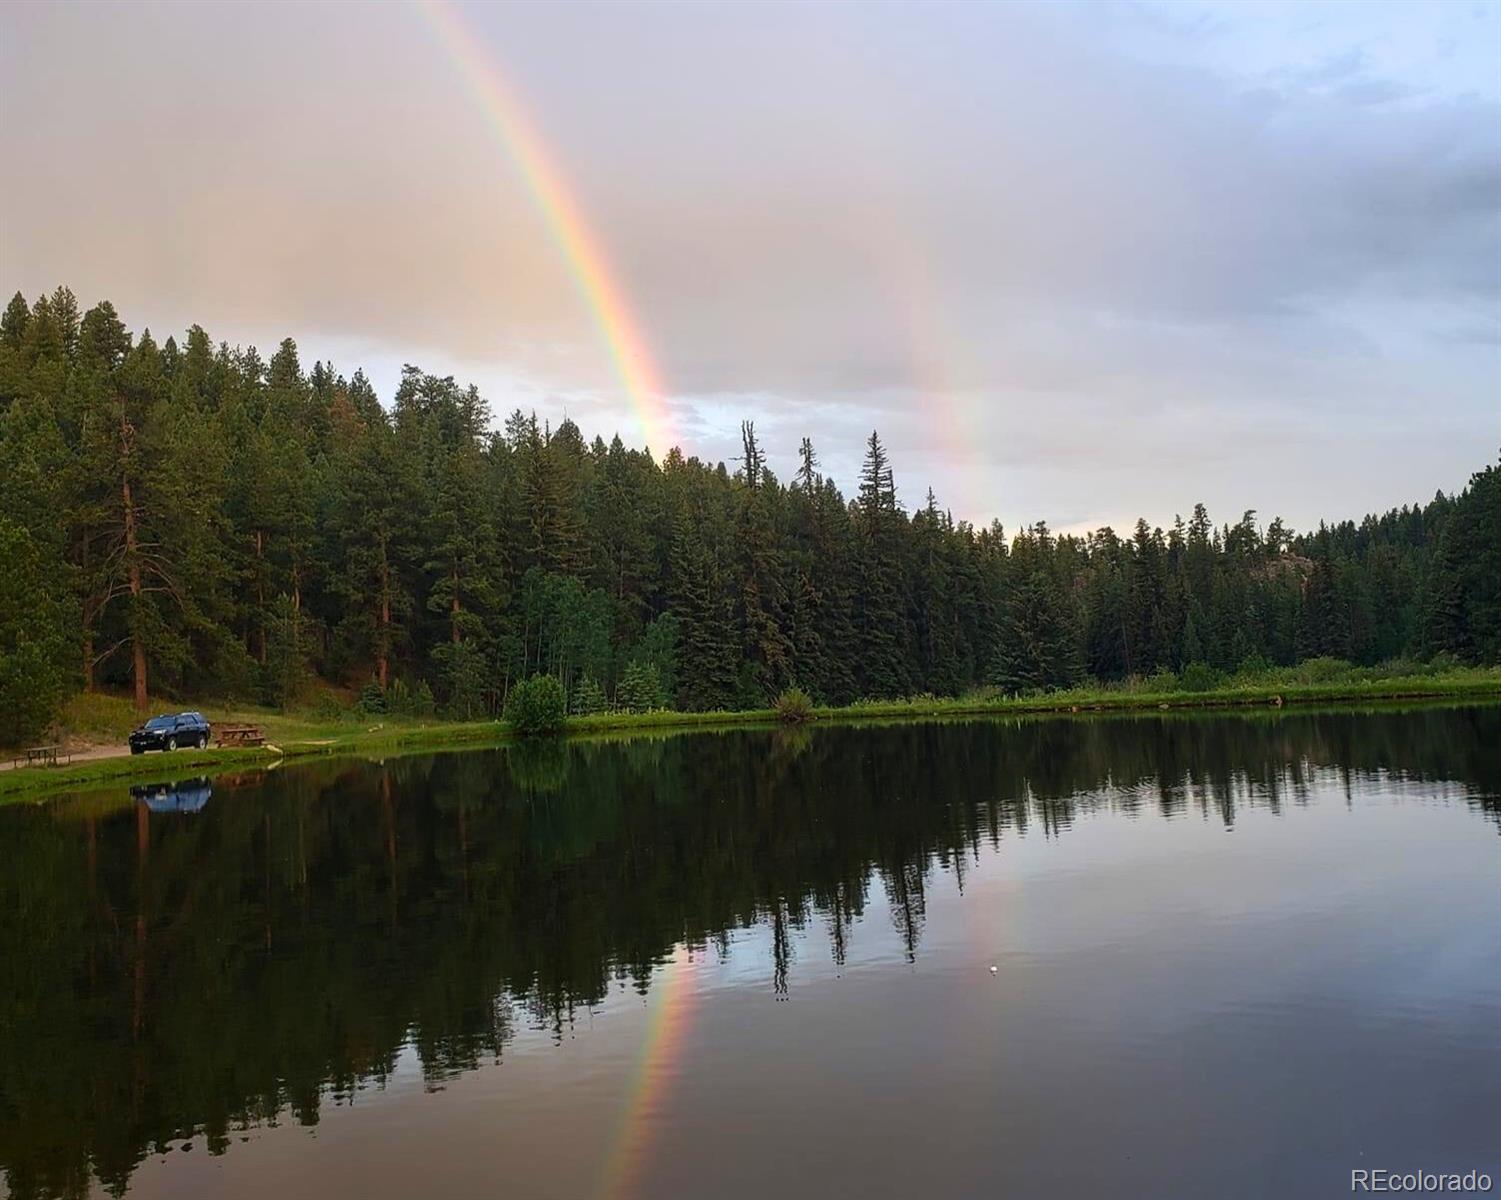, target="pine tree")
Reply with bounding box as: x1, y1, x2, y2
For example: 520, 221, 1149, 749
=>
440, 639, 489, 719
734, 421, 791, 699
327, 405, 419, 688
852, 431, 911, 697
1298, 559, 1347, 660
589, 434, 658, 642
0, 518, 73, 743
989, 571, 1083, 695
571, 675, 607, 716
1424, 456, 1501, 662
524, 418, 590, 577
72, 319, 208, 708
0, 291, 33, 411
261, 595, 311, 709
616, 660, 667, 712
669, 511, 737, 710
